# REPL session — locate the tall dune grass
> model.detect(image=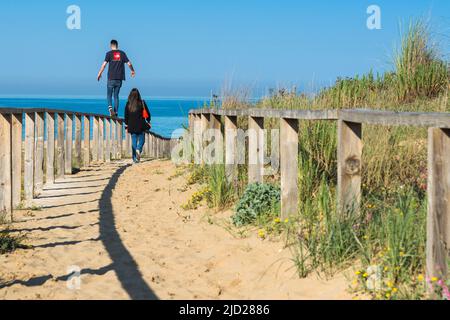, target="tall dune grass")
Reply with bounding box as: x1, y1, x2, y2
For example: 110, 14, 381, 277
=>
200, 19, 449, 299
